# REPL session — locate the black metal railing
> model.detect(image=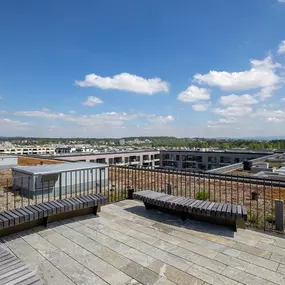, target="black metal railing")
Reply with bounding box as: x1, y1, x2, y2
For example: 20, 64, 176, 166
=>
108, 165, 285, 232
1, 165, 285, 232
